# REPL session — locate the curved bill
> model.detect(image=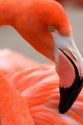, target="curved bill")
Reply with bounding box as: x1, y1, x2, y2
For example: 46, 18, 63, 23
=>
59, 49, 83, 114
52, 31, 83, 113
